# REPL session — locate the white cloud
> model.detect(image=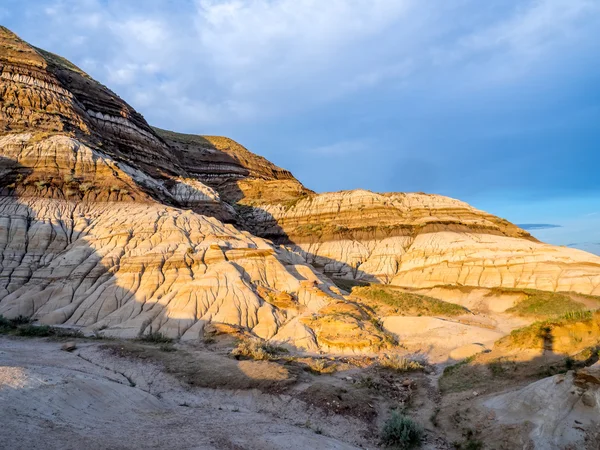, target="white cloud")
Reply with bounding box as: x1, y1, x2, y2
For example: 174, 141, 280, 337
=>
13, 0, 600, 130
